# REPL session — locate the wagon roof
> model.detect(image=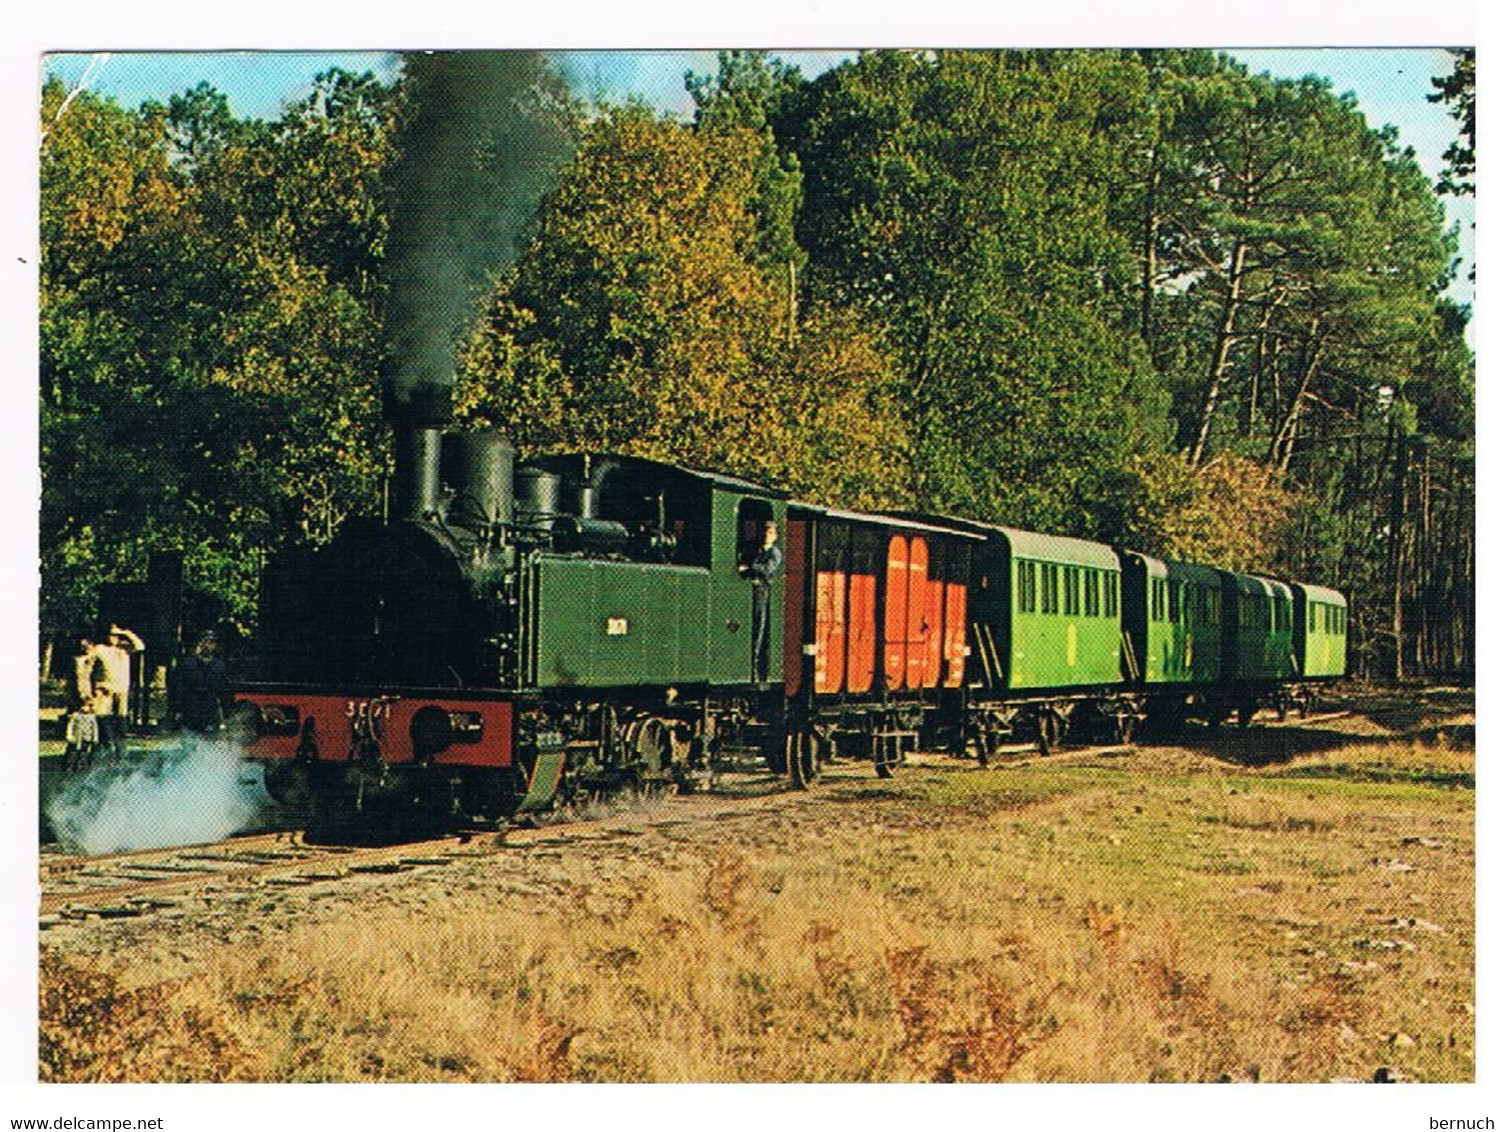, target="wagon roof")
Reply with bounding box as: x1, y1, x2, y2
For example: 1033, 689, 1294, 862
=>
791, 503, 985, 540
1224, 571, 1294, 597
1291, 581, 1347, 606
884, 512, 1116, 566
999, 527, 1119, 568
1119, 551, 1225, 585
